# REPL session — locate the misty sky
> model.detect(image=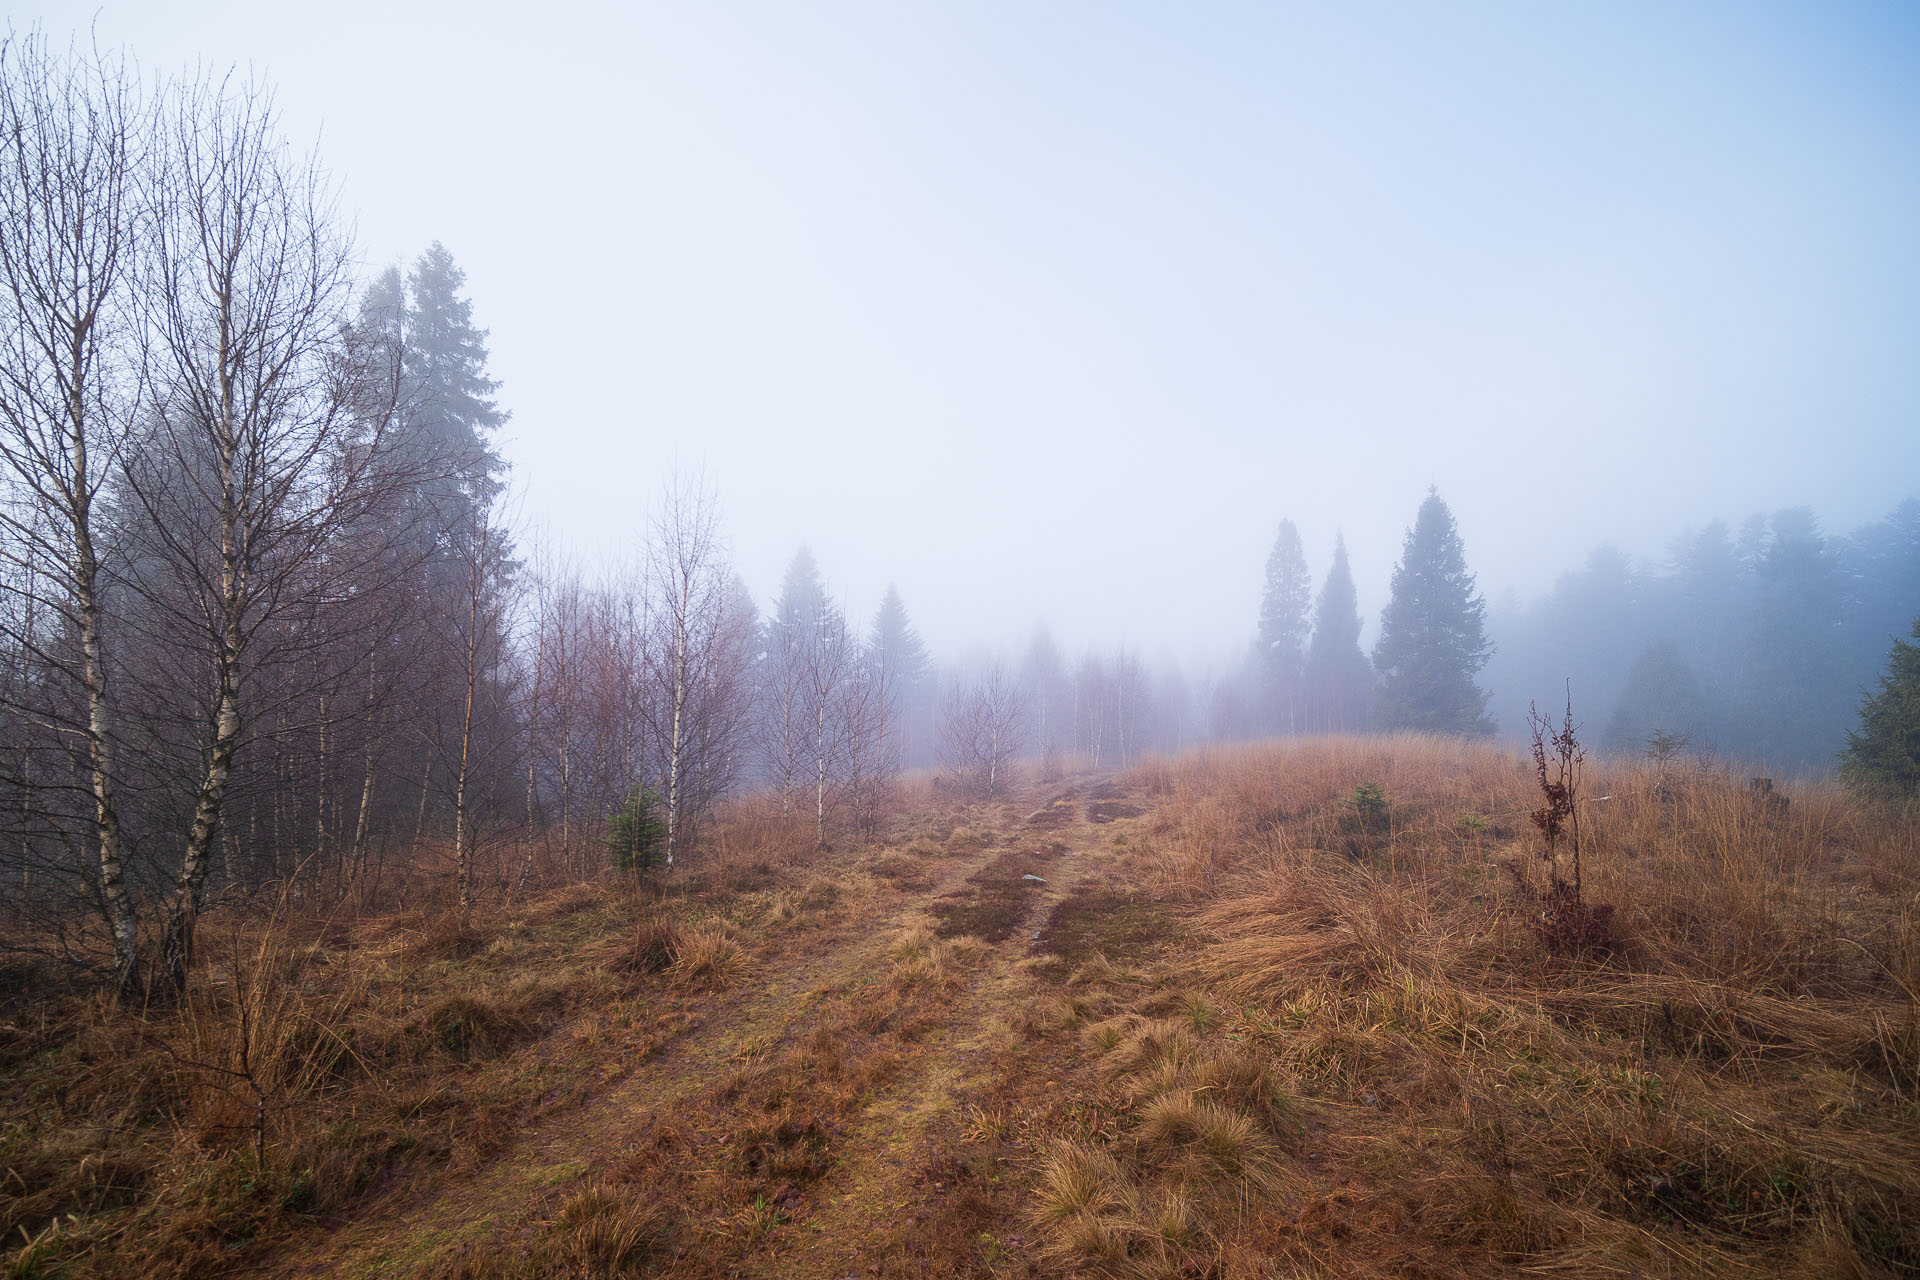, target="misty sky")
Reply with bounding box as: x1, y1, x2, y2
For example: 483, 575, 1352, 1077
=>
24, 2, 1920, 666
